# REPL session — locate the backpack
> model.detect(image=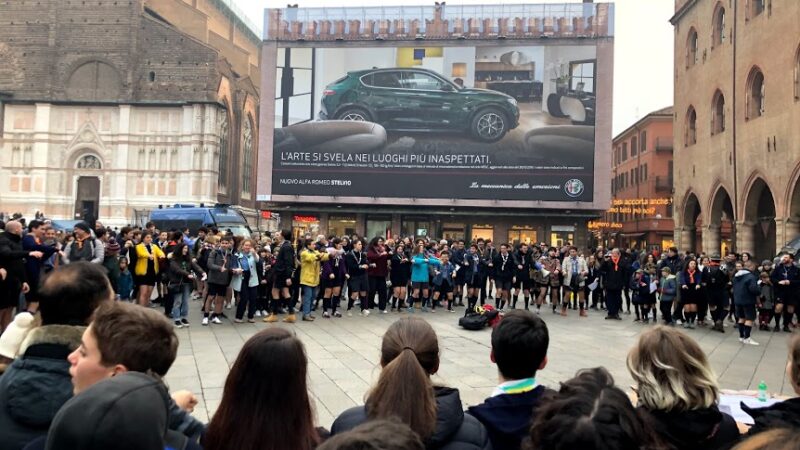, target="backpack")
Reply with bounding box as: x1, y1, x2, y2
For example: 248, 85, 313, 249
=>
458, 304, 501, 330
459, 313, 488, 330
